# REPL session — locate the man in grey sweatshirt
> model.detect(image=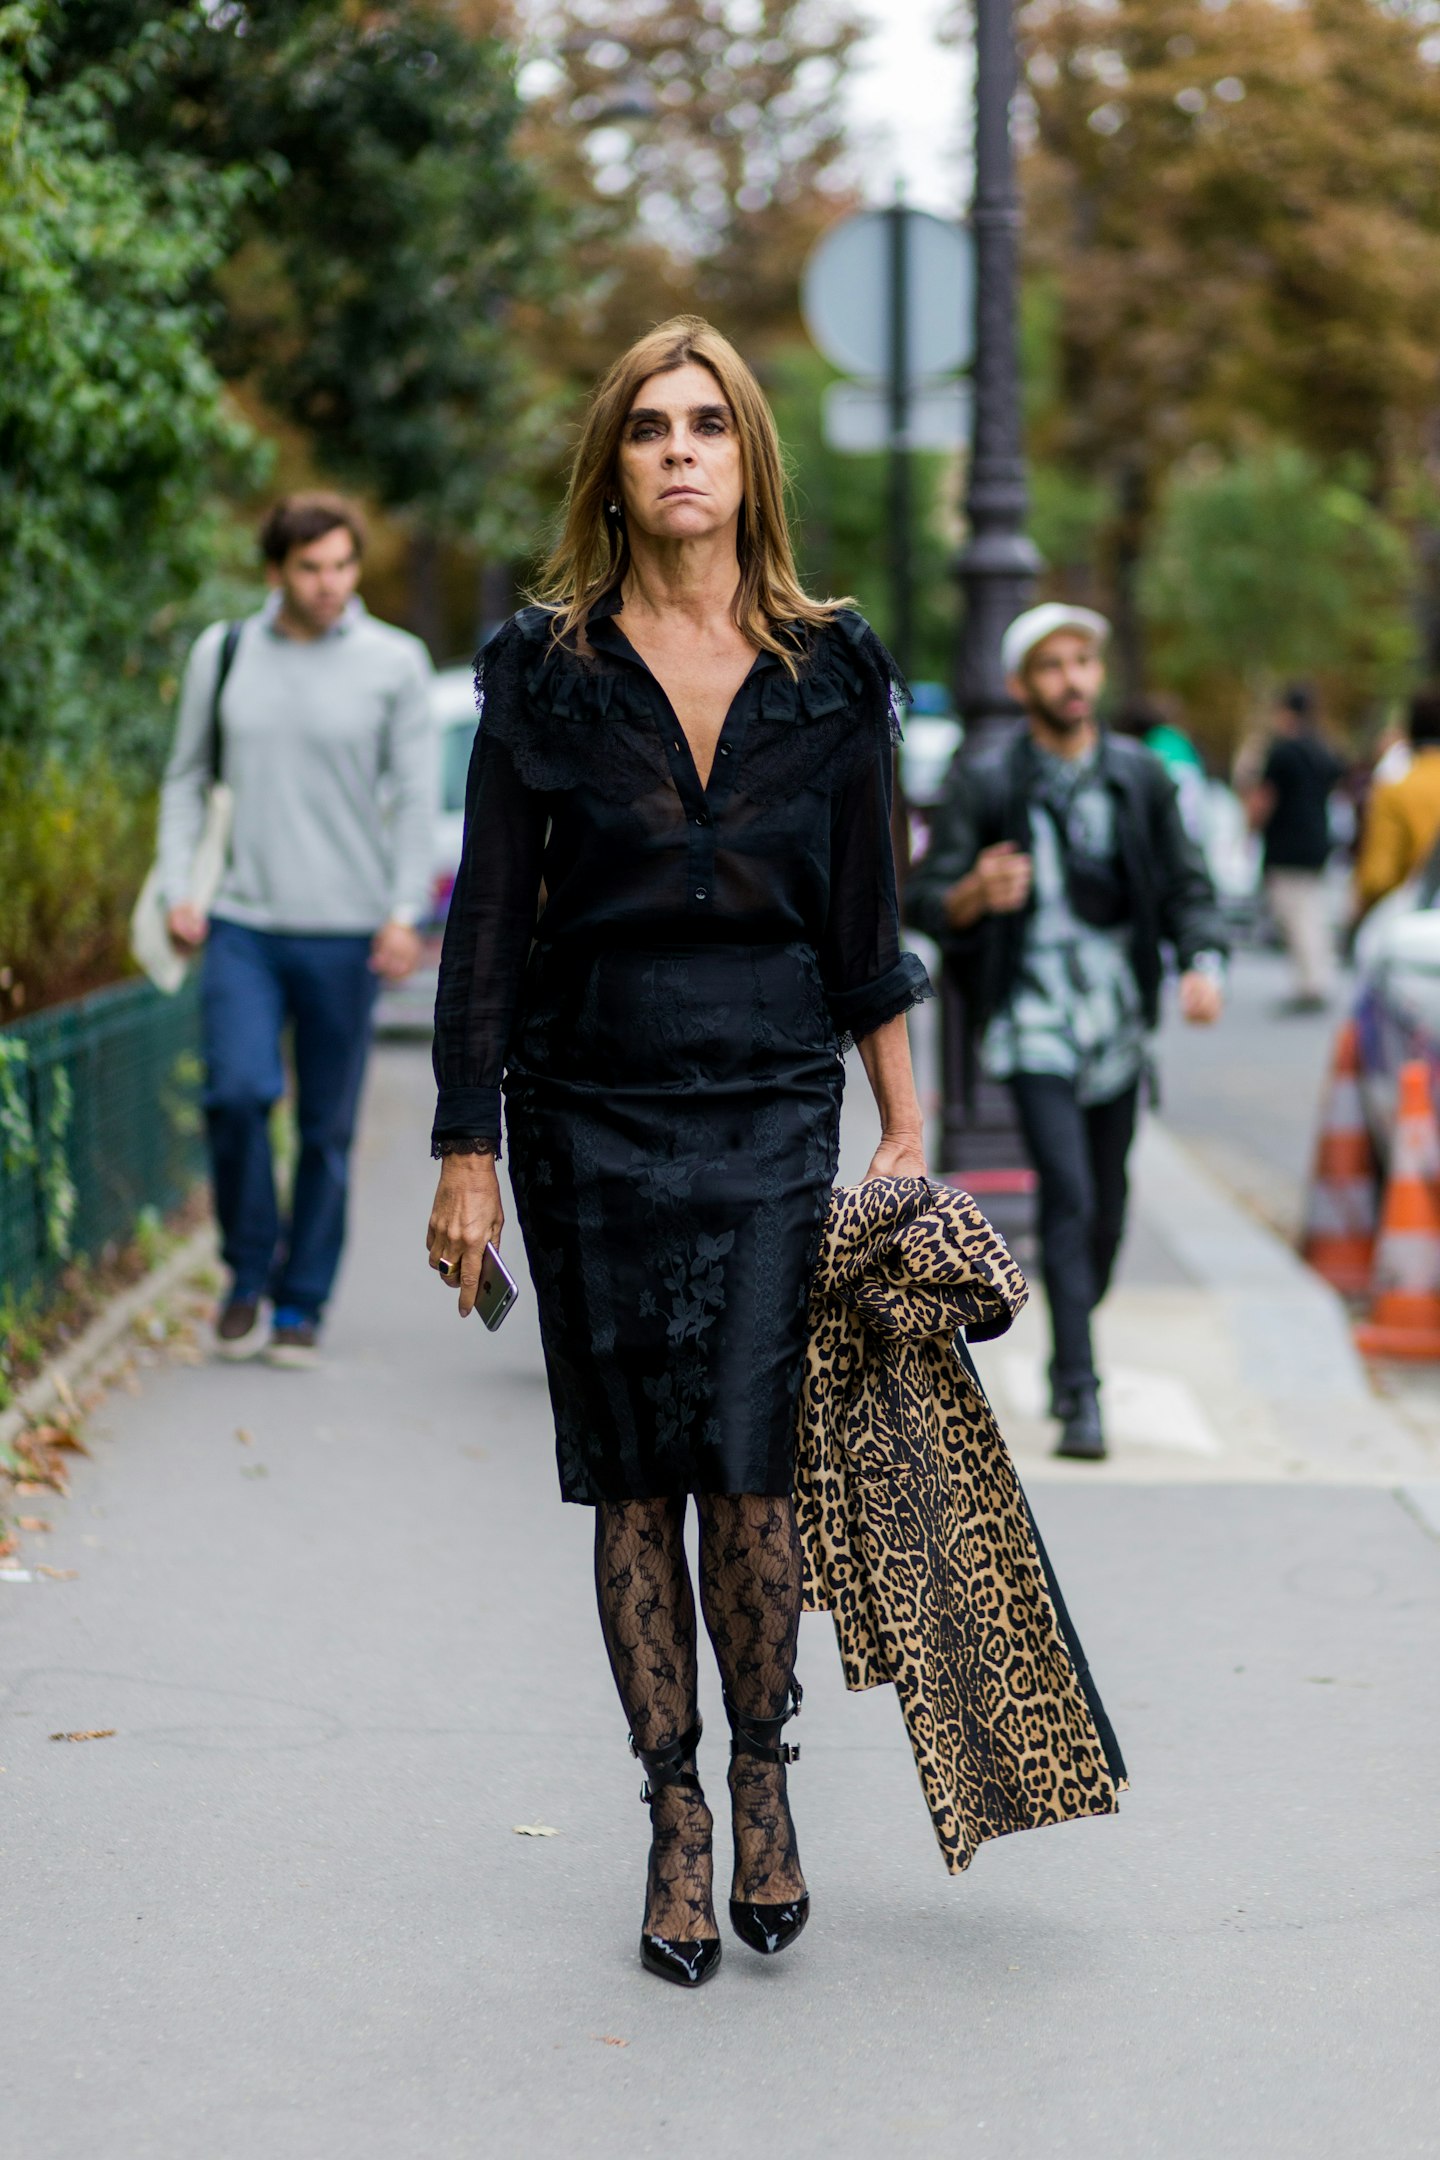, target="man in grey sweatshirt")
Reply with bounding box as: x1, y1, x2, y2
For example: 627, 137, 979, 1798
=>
159, 493, 436, 1362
